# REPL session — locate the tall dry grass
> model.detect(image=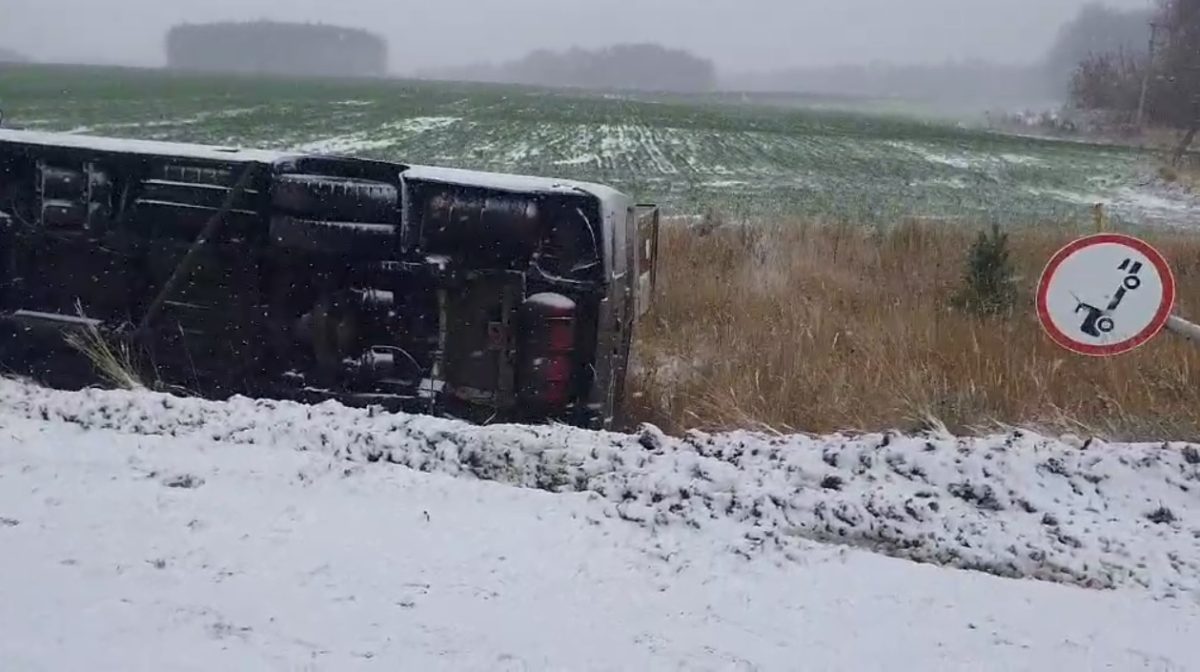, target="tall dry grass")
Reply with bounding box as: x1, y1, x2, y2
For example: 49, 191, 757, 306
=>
629, 218, 1200, 439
